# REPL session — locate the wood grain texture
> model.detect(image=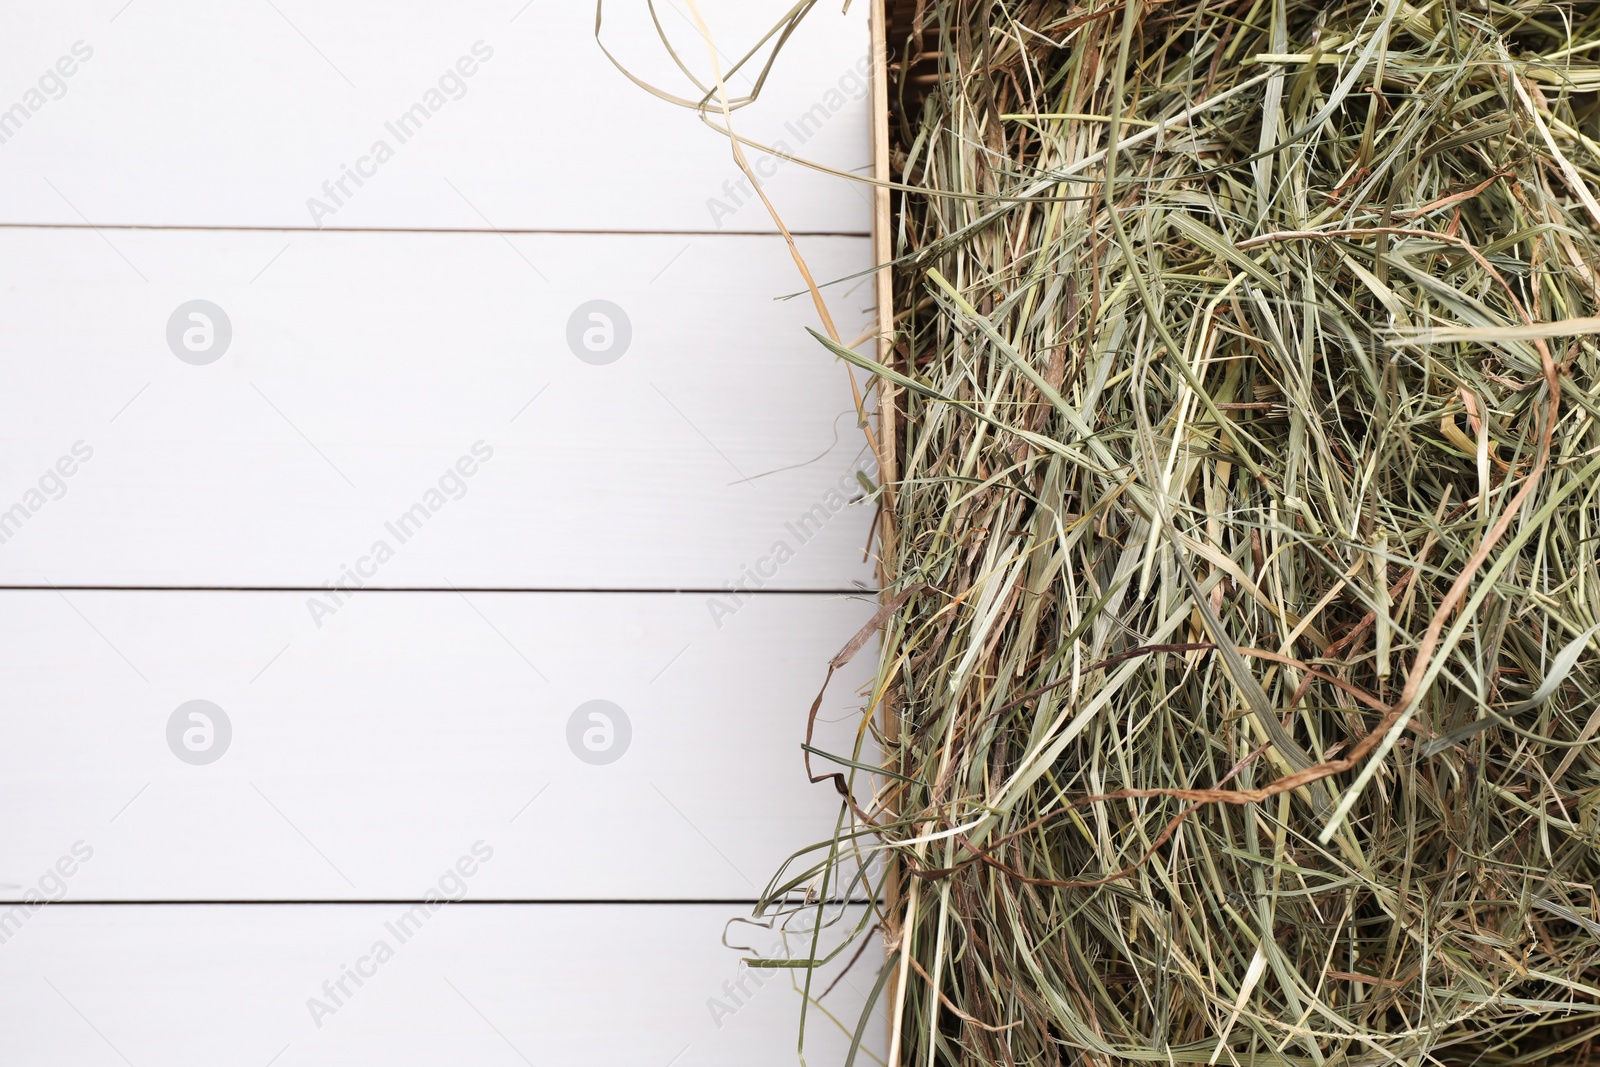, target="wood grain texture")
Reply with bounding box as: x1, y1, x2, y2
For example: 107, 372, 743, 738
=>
0, 227, 877, 590
0, 590, 876, 900
0, 904, 884, 1066
0, 0, 871, 233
